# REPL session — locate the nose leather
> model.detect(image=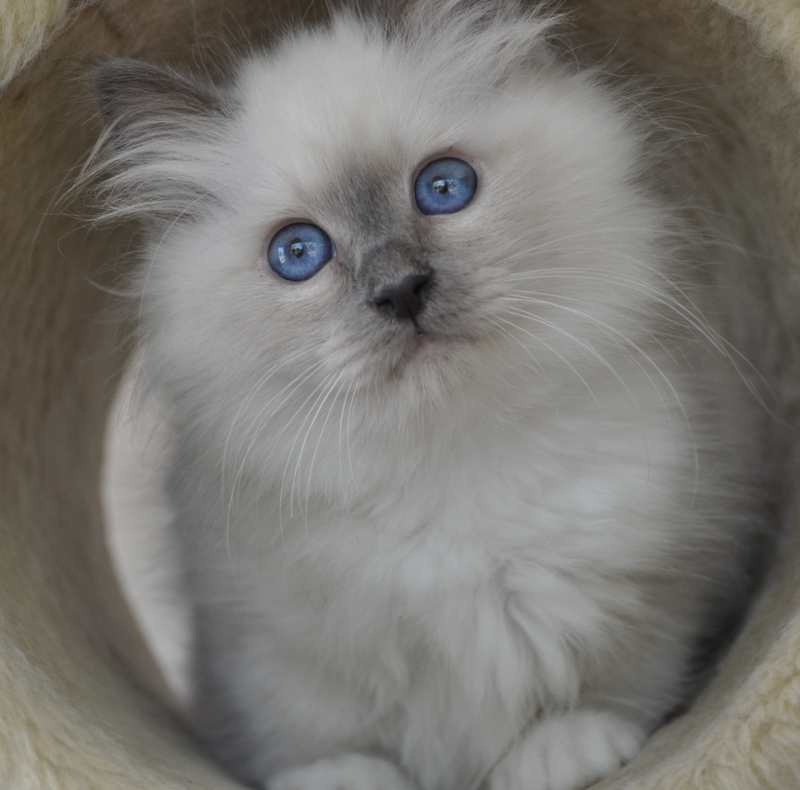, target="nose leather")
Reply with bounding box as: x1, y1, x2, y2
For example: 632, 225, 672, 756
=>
372, 273, 431, 321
